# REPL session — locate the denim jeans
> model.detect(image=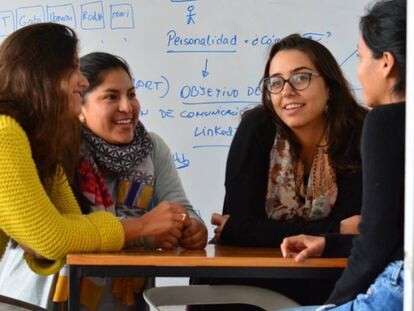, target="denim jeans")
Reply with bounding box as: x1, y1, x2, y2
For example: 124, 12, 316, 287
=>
279, 260, 404, 311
